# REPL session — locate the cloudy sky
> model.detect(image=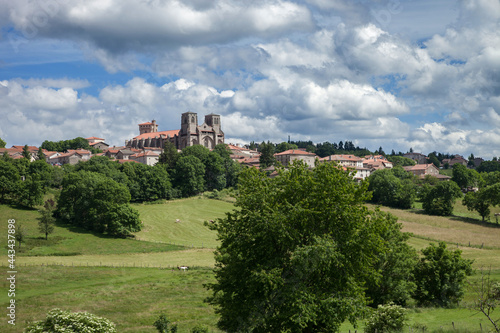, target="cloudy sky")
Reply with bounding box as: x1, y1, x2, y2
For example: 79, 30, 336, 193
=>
0, 0, 499, 158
